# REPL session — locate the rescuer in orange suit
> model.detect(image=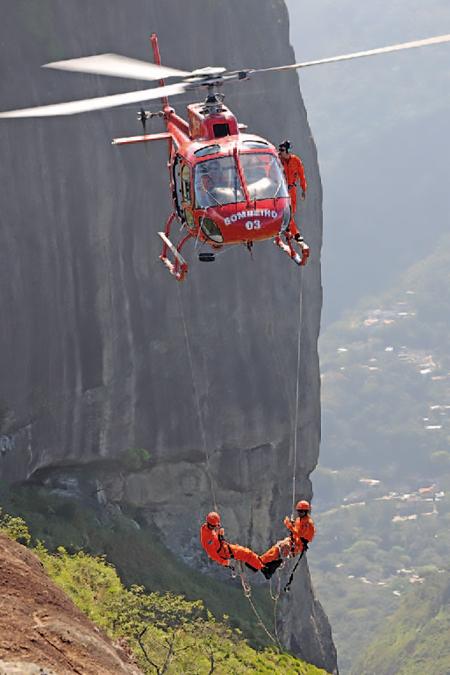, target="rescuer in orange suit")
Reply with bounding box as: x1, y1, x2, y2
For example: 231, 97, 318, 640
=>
260, 500, 315, 579
200, 511, 264, 572
278, 140, 307, 240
